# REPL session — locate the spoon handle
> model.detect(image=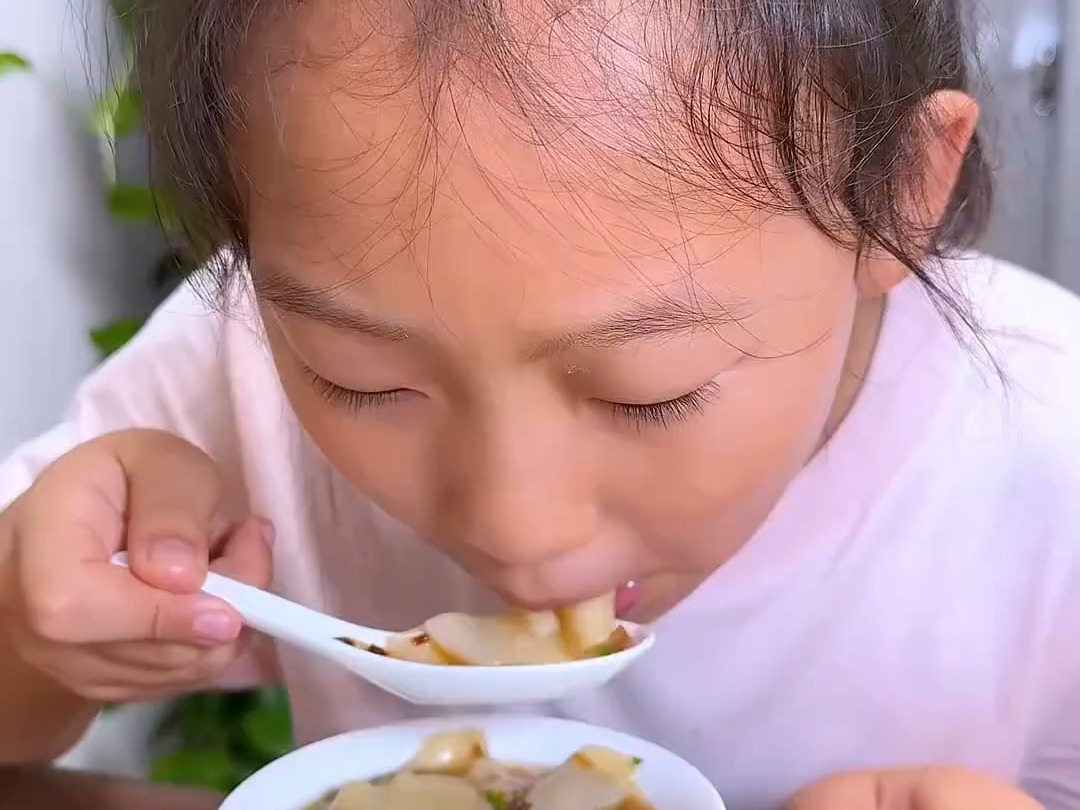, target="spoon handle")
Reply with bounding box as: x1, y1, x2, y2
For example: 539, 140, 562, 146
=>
109, 553, 386, 649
